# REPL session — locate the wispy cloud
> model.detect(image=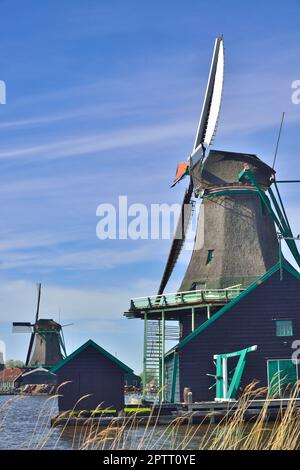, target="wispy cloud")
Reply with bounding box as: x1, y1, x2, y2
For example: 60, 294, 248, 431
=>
0, 240, 167, 271
0, 102, 149, 130
0, 230, 83, 252
0, 119, 194, 161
